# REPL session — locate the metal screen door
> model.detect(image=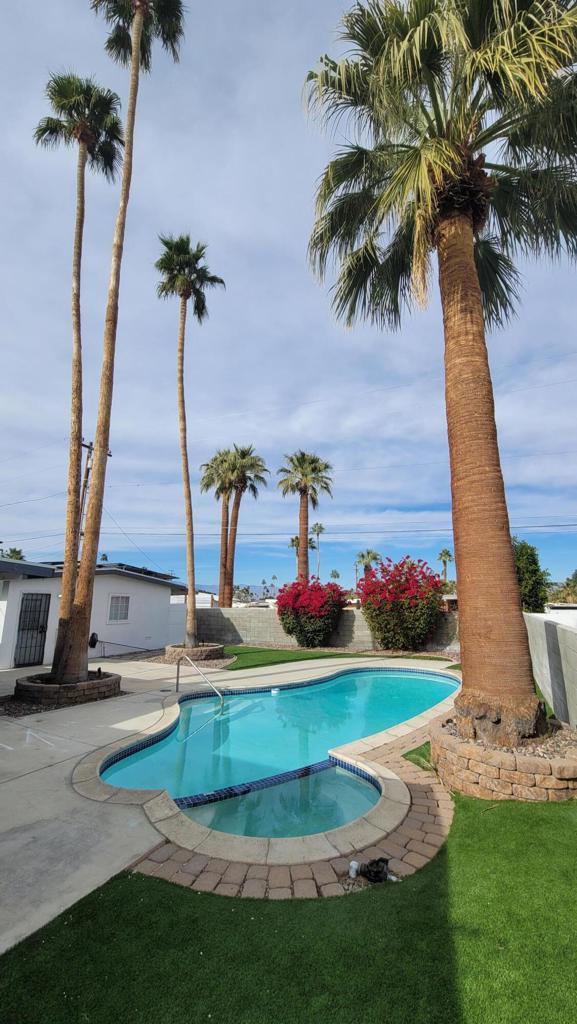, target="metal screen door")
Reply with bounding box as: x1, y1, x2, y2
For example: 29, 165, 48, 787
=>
14, 593, 51, 667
